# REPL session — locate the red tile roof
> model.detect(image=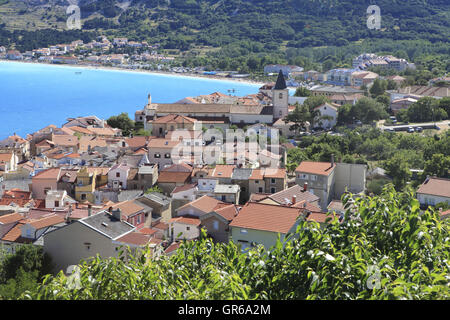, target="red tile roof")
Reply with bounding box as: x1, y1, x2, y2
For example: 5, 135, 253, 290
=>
214, 204, 239, 221
125, 136, 152, 149
111, 200, 145, 218
152, 222, 169, 230
263, 168, 287, 179
0, 213, 23, 224
306, 212, 338, 223
295, 161, 336, 176
177, 195, 223, 214
32, 168, 61, 180
172, 183, 197, 194
0, 153, 13, 162
28, 214, 65, 229
3, 189, 32, 199
212, 165, 235, 179
1, 222, 26, 242
152, 114, 197, 124
417, 177, 450, 198
165, 242, 180, 254
116, 232, 151, 246
229, 202, 303, 233
138, 227, 158, 236
52, 135, 79, 147
248, 193, 271, 202
158, 171, 191, 183
0, 198, 33, 207
162, 163, 193, 173
249, 169, 264, 180
169, 216, 201, 226
67, 126, 94, 135
147, 138, 180, 149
